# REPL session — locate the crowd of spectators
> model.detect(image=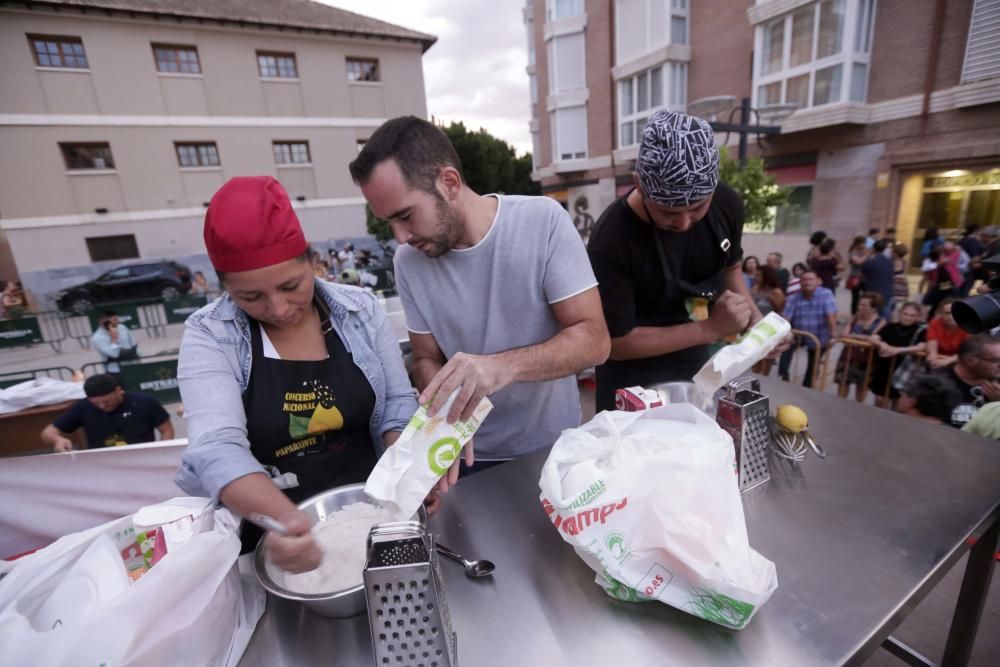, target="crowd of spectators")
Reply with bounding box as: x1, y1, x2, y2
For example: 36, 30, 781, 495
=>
752, 224, 999, 435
